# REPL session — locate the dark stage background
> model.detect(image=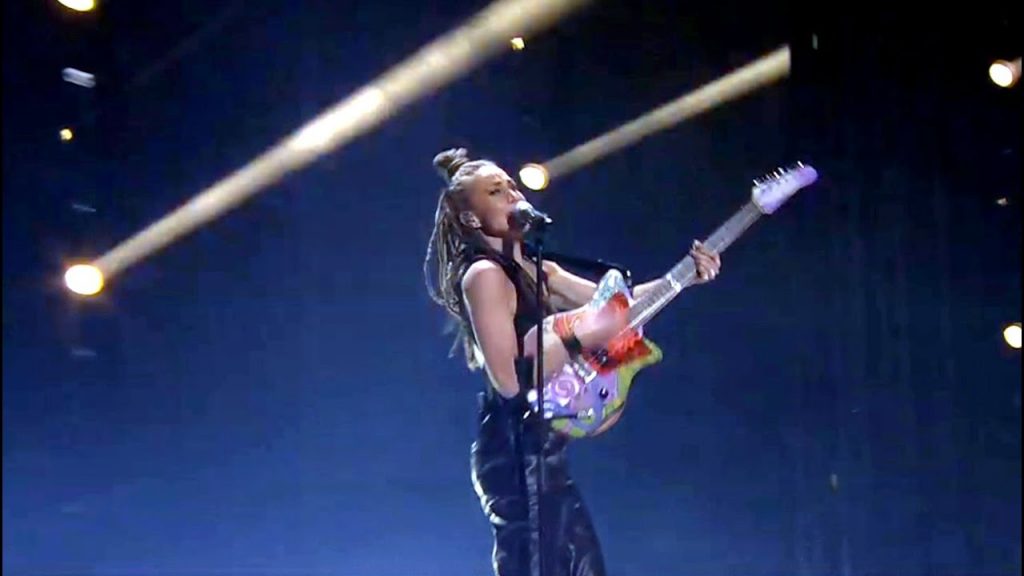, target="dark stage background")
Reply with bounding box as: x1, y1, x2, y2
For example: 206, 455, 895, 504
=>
3, 1, 1020, 574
